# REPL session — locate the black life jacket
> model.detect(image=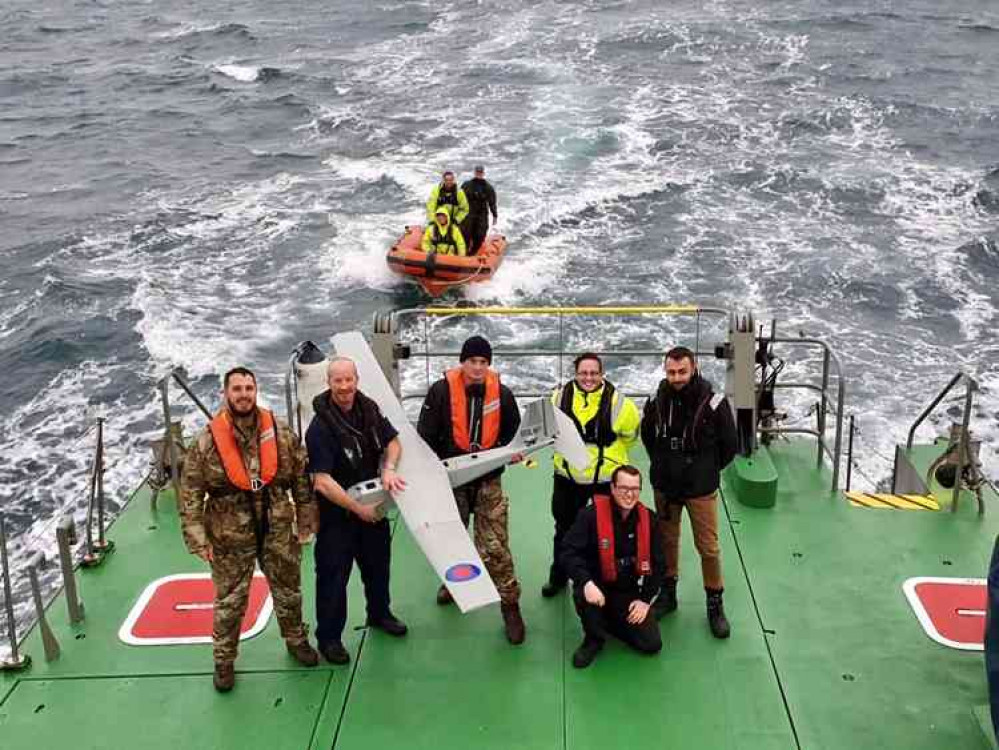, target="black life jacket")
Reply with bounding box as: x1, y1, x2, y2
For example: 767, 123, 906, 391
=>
431, 222, 458, 251
559, 380, 617, 448
436, 184, 459, 207
312, 391, 385, 487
